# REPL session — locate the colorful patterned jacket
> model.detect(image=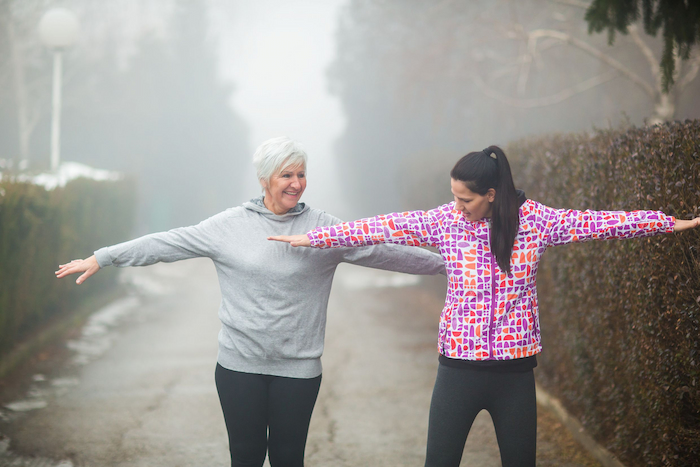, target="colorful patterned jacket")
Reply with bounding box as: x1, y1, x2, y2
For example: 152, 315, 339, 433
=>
307, 200, 675, 361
